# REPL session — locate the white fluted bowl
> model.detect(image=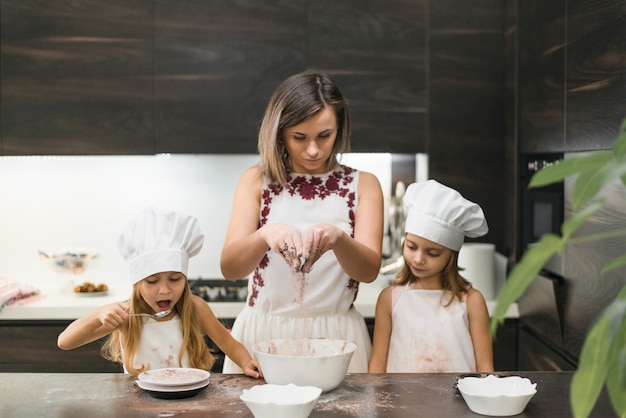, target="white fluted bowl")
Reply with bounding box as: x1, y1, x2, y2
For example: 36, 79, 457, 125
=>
252, 338, 356, 392
457, 375, 537, 416
240, 383, 321, 418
